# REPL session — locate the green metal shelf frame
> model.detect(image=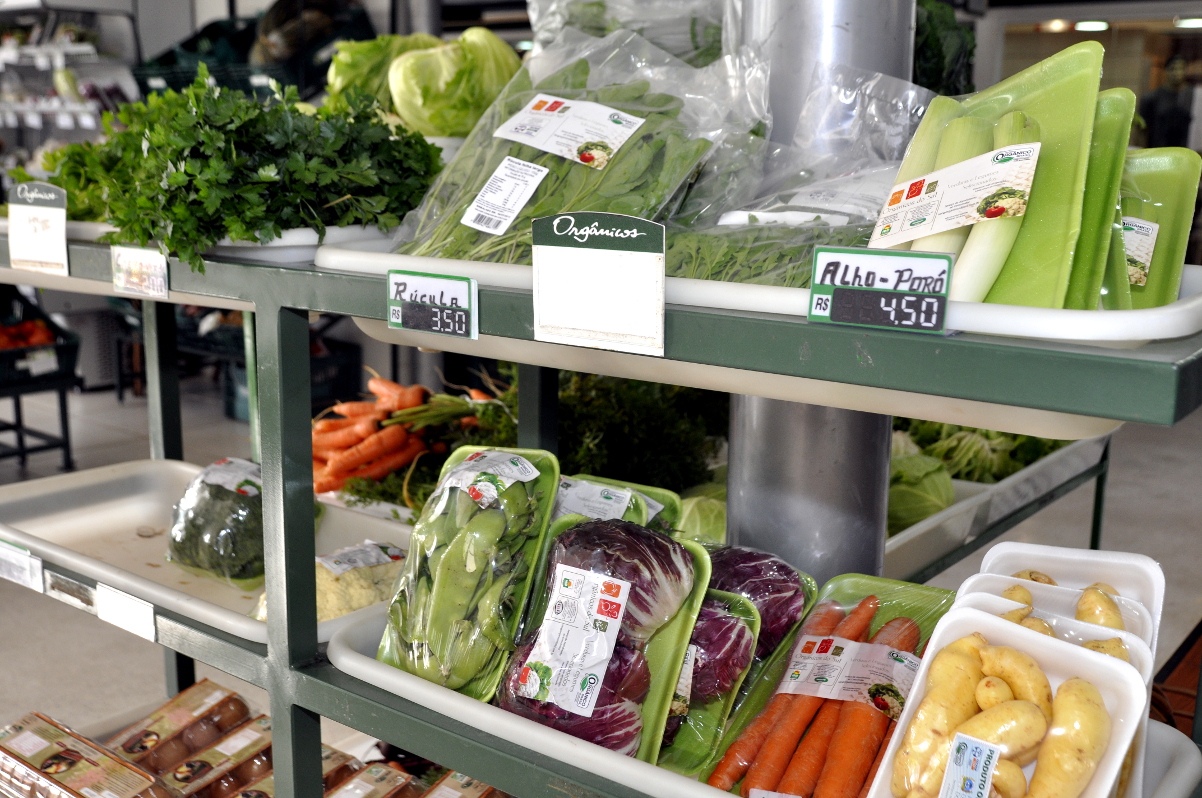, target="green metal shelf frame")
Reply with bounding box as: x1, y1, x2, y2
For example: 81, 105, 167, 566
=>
0, 238, 1193, 798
